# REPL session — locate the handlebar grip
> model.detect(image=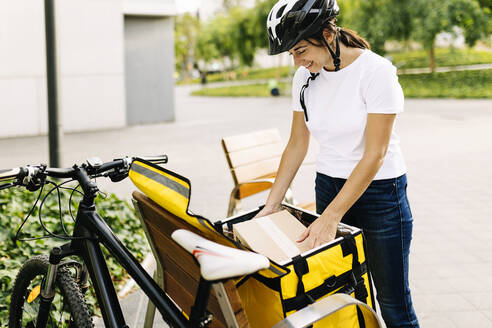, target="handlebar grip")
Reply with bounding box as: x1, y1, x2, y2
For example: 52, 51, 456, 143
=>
0, 168, 21, 181
137, 155, 168, 164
